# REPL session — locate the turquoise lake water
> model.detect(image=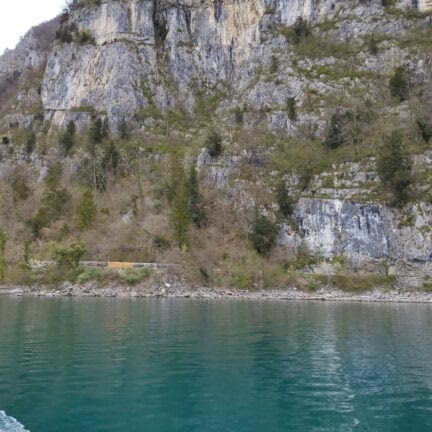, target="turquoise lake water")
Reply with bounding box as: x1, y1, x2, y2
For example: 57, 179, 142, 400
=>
0, 298, 432, 431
